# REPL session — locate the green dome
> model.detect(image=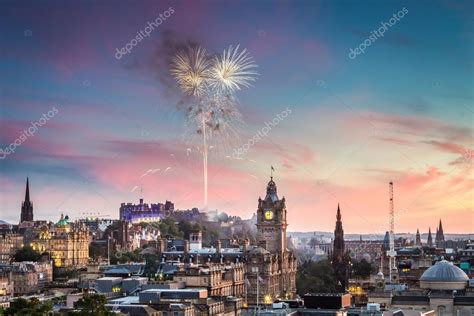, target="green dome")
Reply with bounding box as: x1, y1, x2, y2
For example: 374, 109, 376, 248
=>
57, 214, 69, 226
